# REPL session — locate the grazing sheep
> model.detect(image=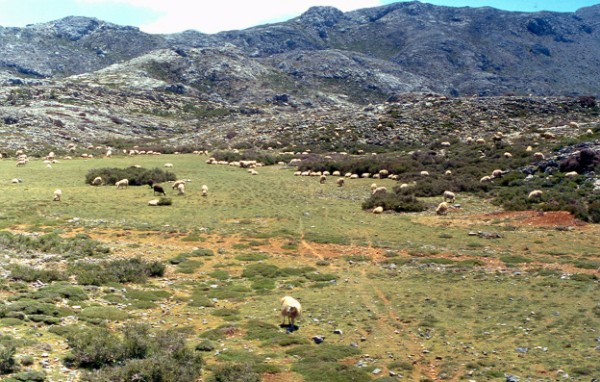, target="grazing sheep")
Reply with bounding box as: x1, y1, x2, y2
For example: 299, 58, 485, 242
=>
172, 180, 186, 189
153, 185, 166, 196
280, 296, 302, 329
569, 121, 580, 128
350, 174, 359, 179
436, 201, 449, 215
248, 169, 259, 175
148, 199, 159, 206
370, 183, 378, 193
586, 129, 593, 135
441, 141, 451, 147
476, 138, 486, 145
177, 183, 185, 195
105, 150, 112, 158
319, 175, 327, 184
344, 172, 352, 178
533, 152, 545, 160
361, 173, 371, 179
201, 185, 208, 197
491, 169, 503, 179
420, 170, 430, 176
372, 206, 384, 214
53, 189, 62, 202
332, 171, 341, 177
379, 169, 389, 178
443, 191, 456, 203
466, 137, 474, 145
528, 189, 543, 200
444, 170, 452, 177
11, 178, 22, 184
91, 176, 103, 186
115, 179, 129, 189
526, 146, 533, 152
503, 152, 513, 158
480, 175, 492, 183
399, 183, 410, 190
16, 159, 27, 167
372, 187, 387, 197
164, 163, 173, 168
565, 171, 578, 178
336, 178, 344, 187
